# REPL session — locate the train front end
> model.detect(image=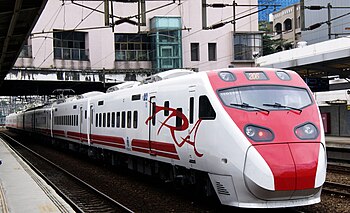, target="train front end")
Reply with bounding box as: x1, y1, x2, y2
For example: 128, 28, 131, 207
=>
206, 68, 326, 208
